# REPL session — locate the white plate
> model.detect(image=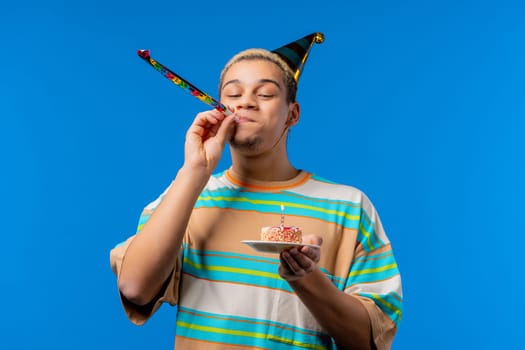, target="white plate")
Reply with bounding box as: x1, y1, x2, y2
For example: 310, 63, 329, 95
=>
241, 240, 320, 254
